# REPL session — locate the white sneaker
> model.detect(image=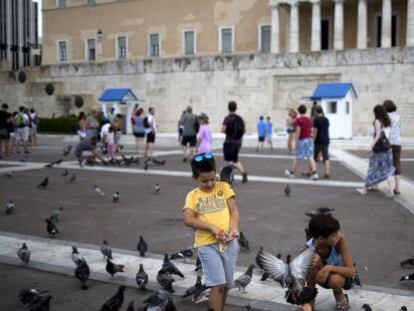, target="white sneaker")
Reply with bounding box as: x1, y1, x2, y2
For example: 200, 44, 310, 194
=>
356, 188, 367, 195
310, 173, 319, 180
284, 170, 295, 178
